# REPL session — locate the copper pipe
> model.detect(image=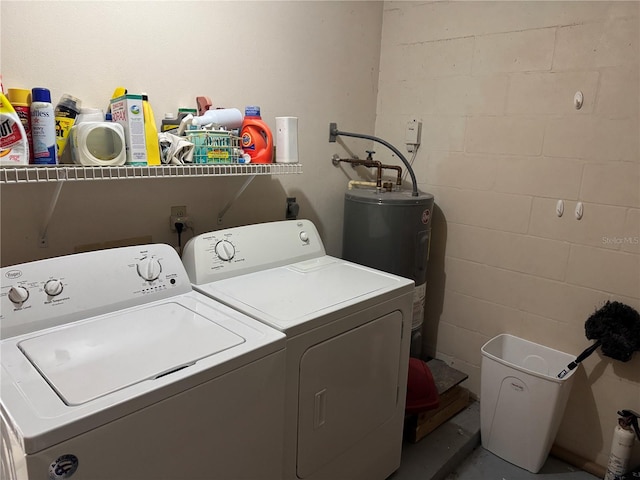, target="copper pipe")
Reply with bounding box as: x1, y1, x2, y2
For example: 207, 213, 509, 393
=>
333, 158, 404, 189
334, 158, 383, 188
380, 164, 402, 185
